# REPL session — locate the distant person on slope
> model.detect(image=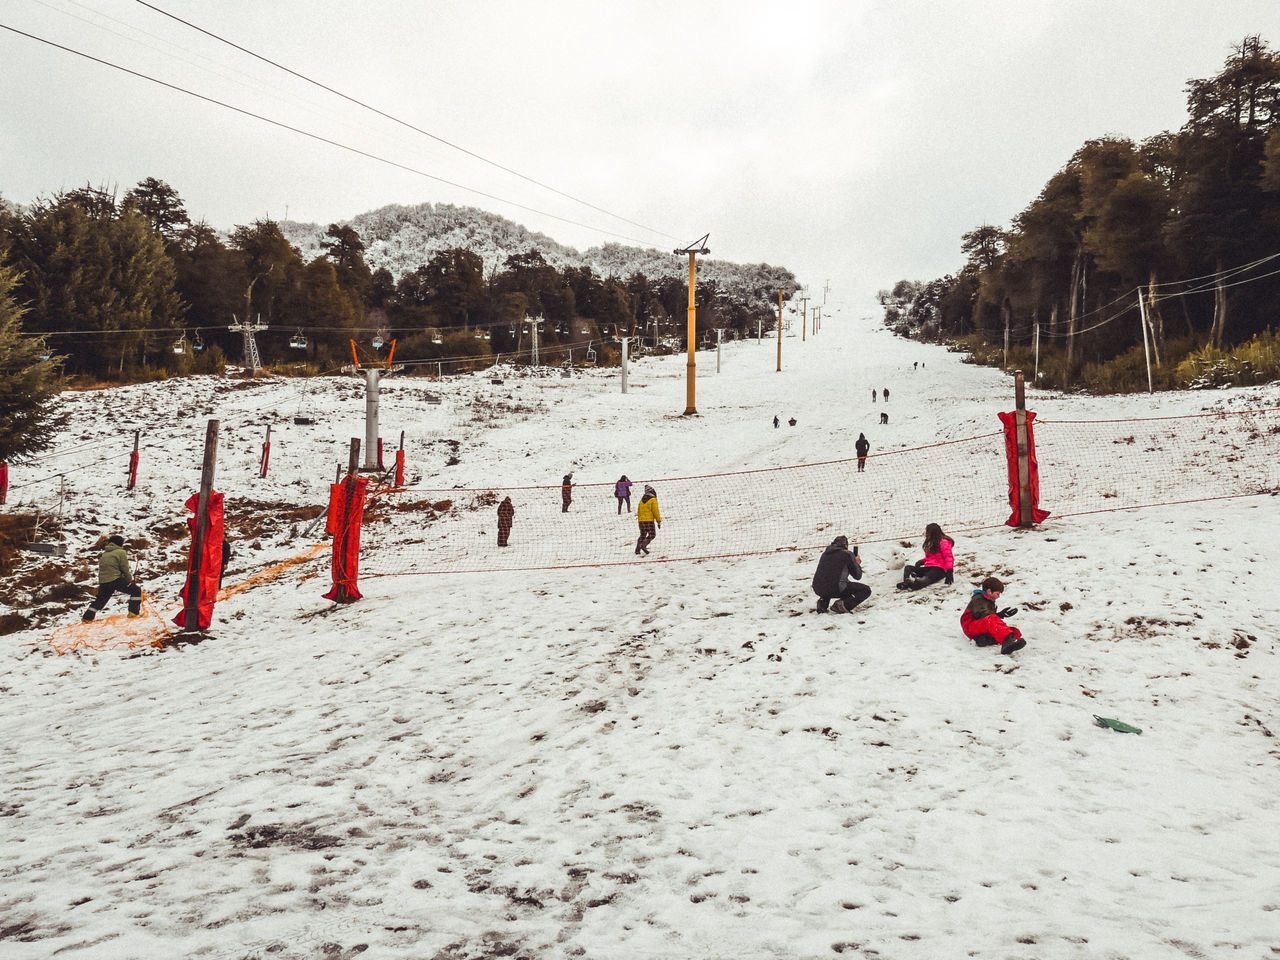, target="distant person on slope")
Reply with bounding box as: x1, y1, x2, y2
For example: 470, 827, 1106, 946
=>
218, 536, 233, 590
82, 534, 143, 621
561, 472, 574, 513
871, 388, 877, 403
635, 485, 661, 555
897, 523, 955, 590
615, 475, 633, 514
811, 535, 870, 614
855, 433, 870, 472
961, 576, 1025, 654
497, 496, 514, 546
883, 387, 889, 402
